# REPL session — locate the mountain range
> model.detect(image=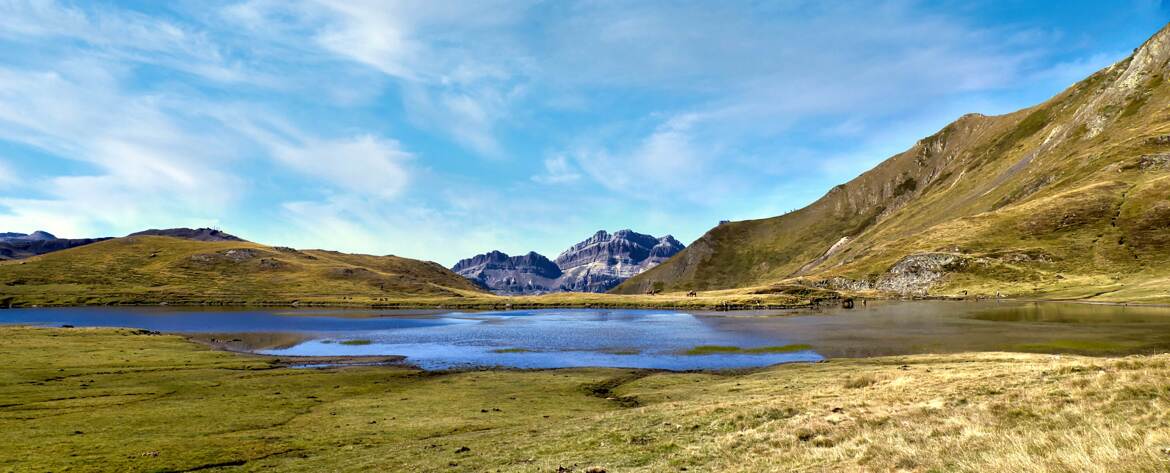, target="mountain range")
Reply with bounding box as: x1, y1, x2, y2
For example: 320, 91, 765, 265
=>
617, 23, 1170, 303
452, 230, 684, 294
0, 231, 111, 261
